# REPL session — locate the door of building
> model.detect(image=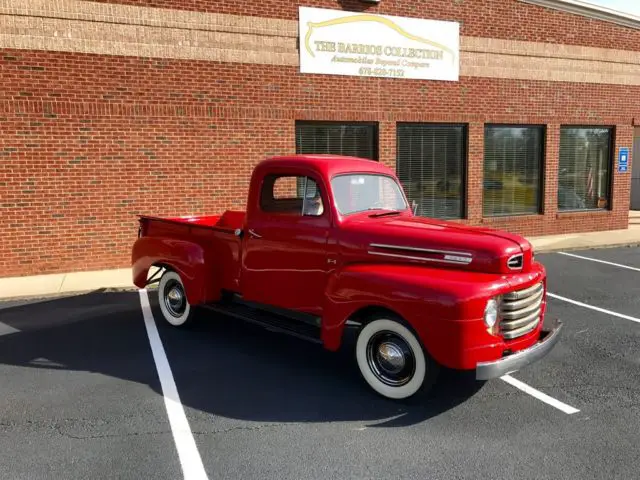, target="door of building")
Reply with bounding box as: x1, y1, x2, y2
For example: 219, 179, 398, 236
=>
632, 127, 640, 210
